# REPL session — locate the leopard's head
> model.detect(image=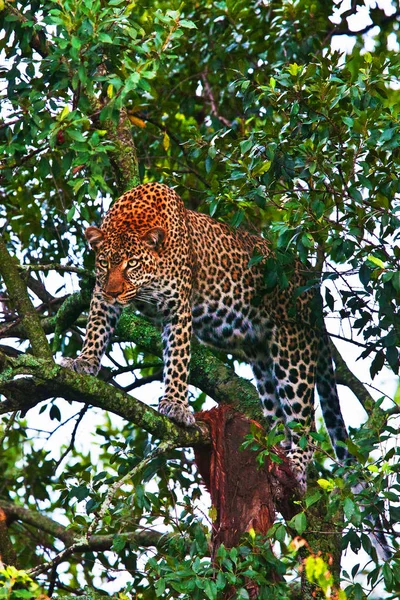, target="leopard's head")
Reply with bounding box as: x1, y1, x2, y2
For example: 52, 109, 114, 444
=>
85, 225, 166, 305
